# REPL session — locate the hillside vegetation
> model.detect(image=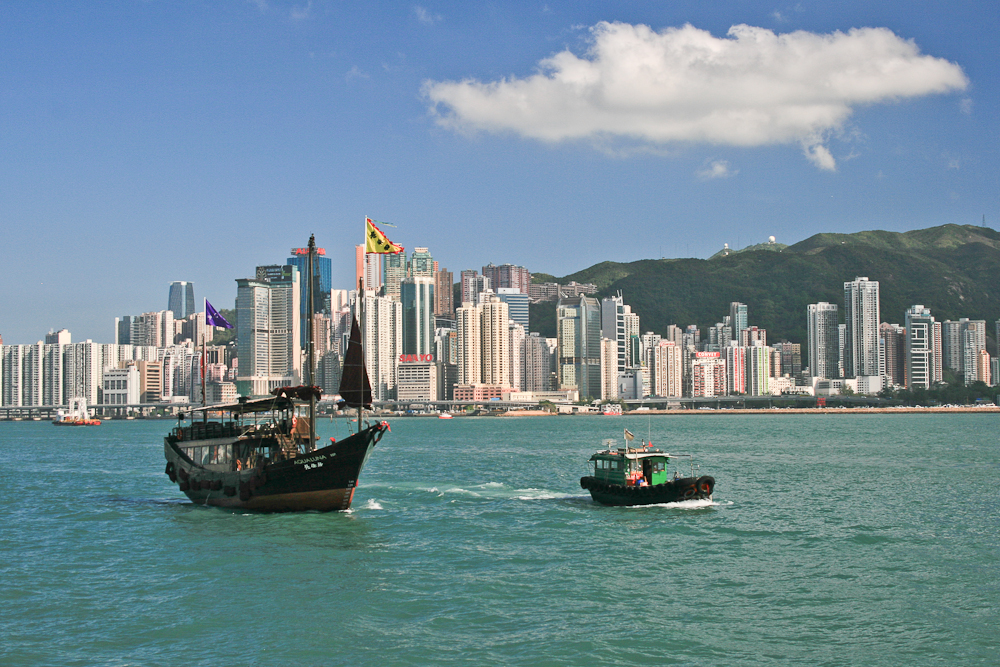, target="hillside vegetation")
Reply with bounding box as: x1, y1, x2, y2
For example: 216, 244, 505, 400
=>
529, 224, 1000, 349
